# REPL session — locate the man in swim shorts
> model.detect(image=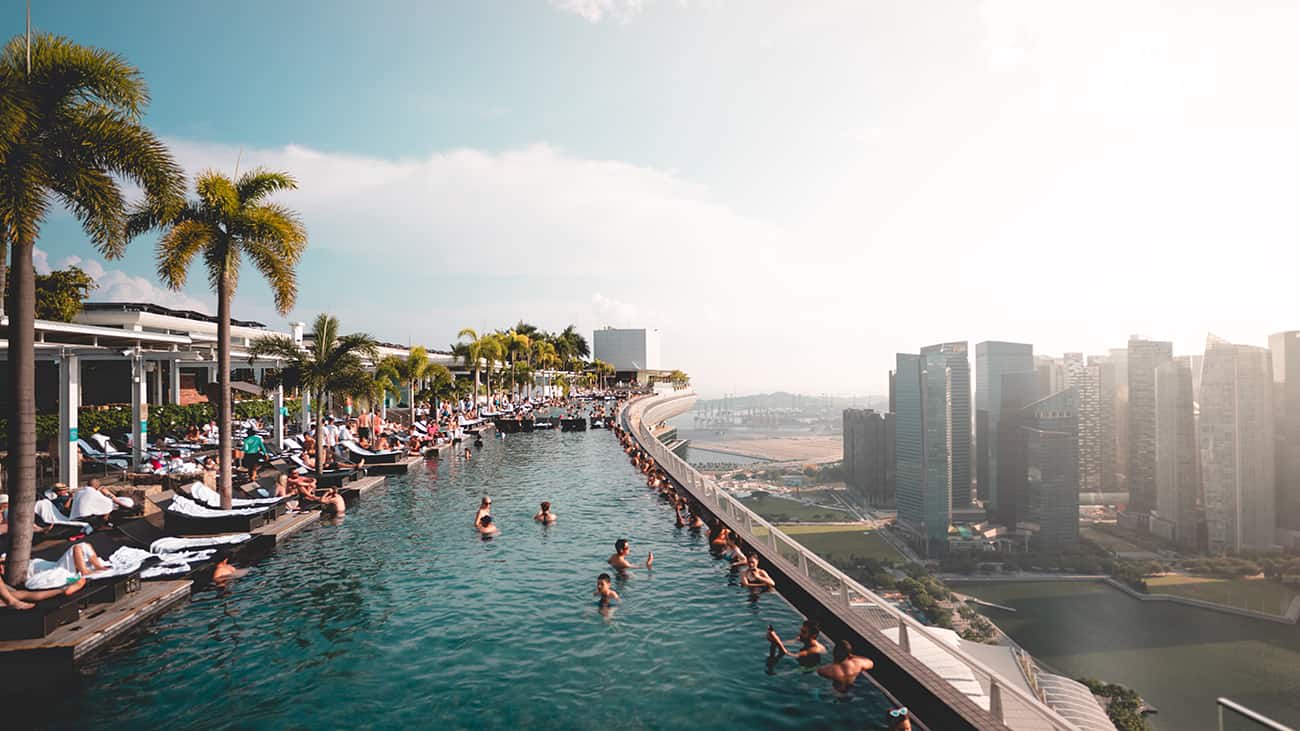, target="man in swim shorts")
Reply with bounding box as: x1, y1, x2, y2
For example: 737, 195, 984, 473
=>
608, 538, 652, 570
